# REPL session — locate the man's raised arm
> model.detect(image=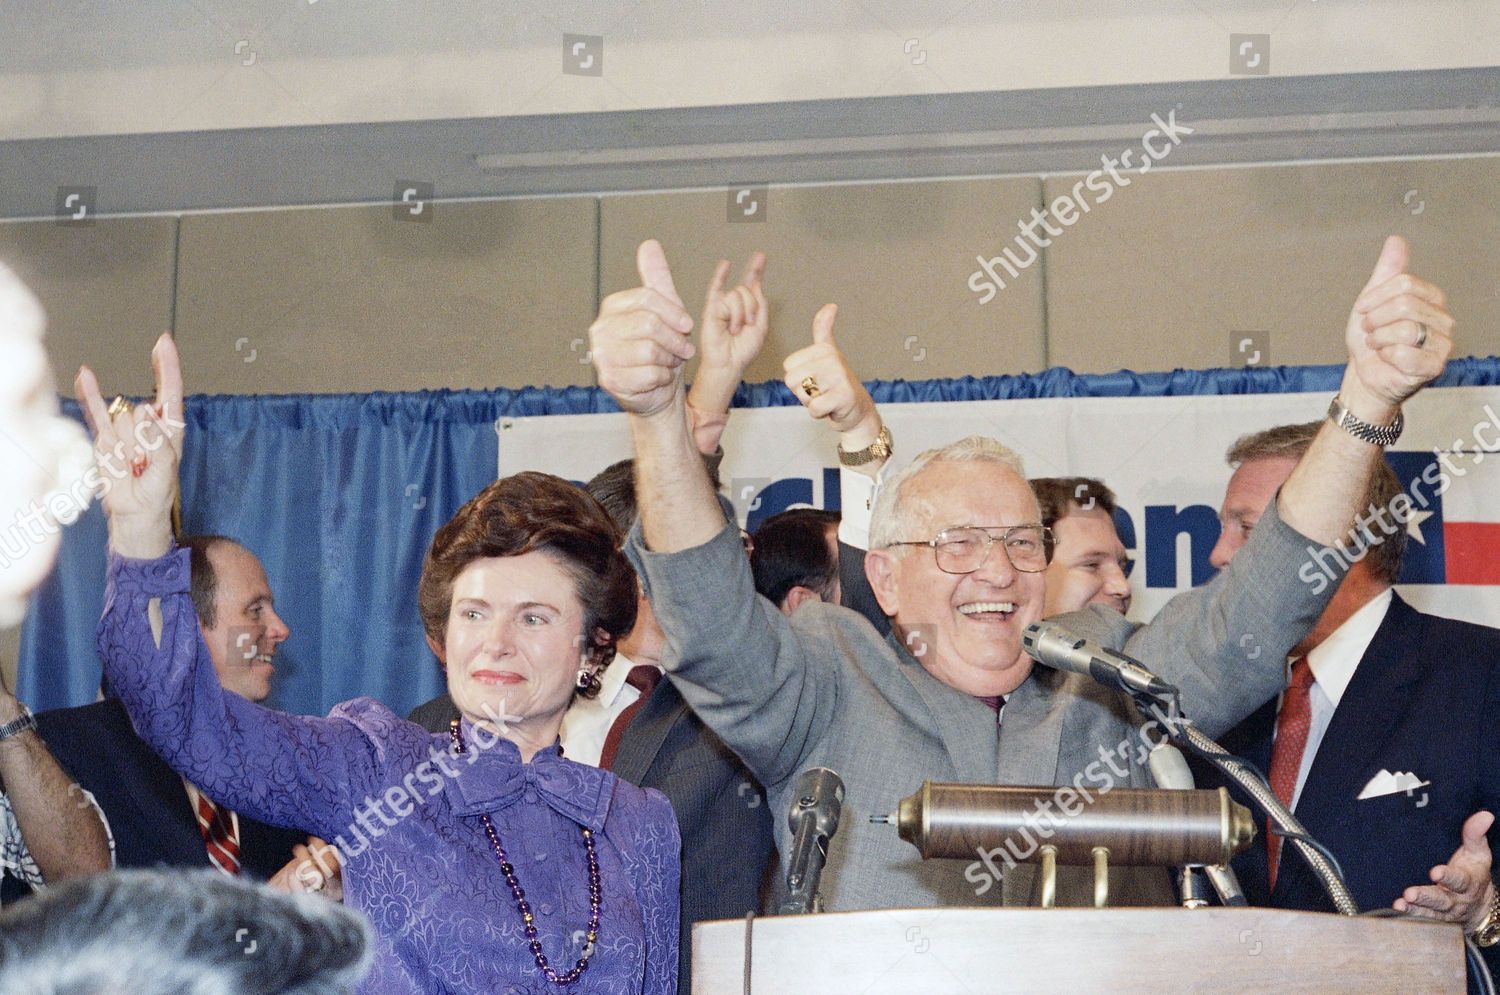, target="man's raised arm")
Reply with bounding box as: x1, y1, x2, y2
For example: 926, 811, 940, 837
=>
590, 240, 728, 553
